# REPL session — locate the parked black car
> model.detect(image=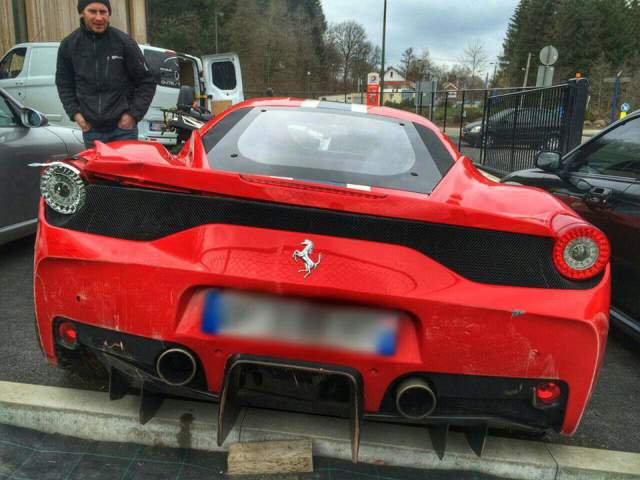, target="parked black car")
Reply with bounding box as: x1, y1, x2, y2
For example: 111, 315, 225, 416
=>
463, 108, 562, 150
503, 111, 640, 340
0, 88, 84, 245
